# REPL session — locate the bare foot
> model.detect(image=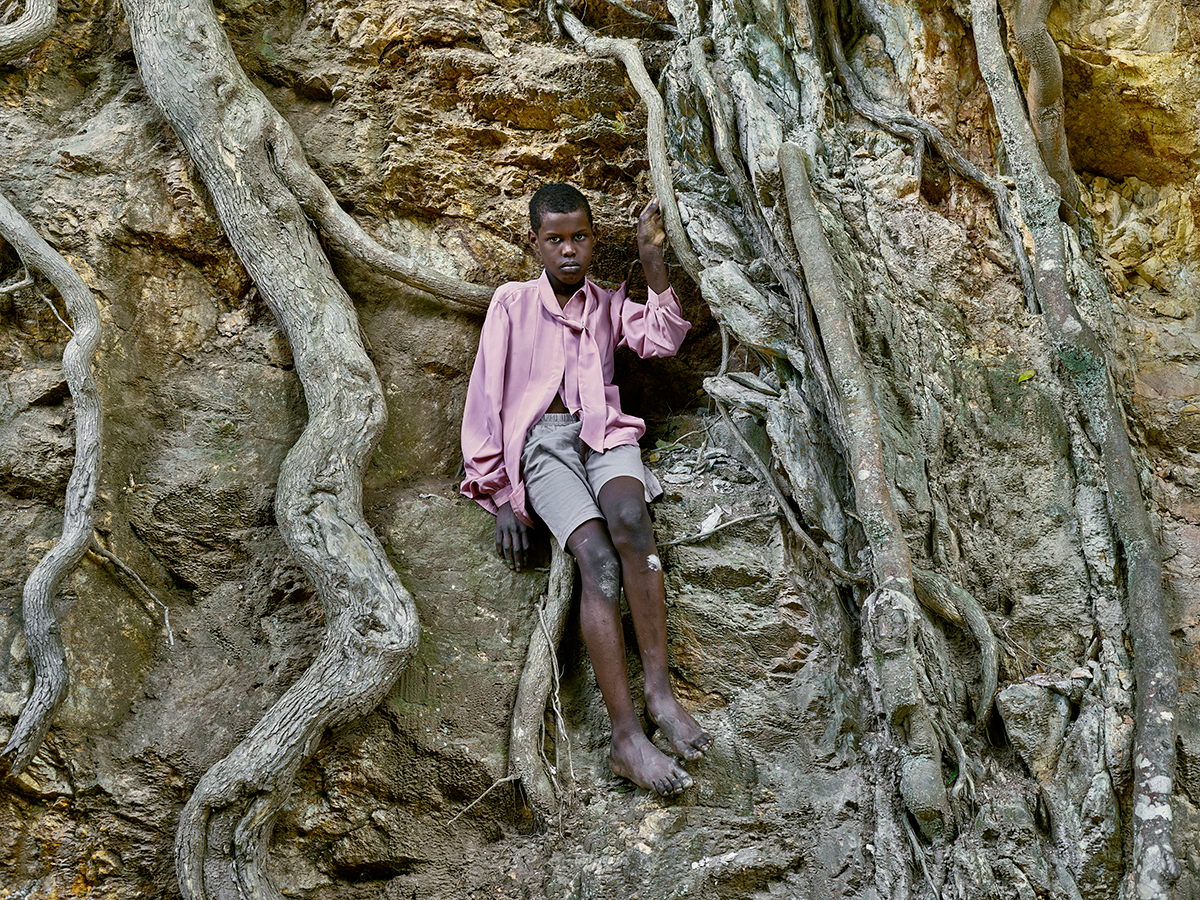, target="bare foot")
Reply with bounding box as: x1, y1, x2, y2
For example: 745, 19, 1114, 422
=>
609, 730, 693, 795
647, 696, 713, 761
